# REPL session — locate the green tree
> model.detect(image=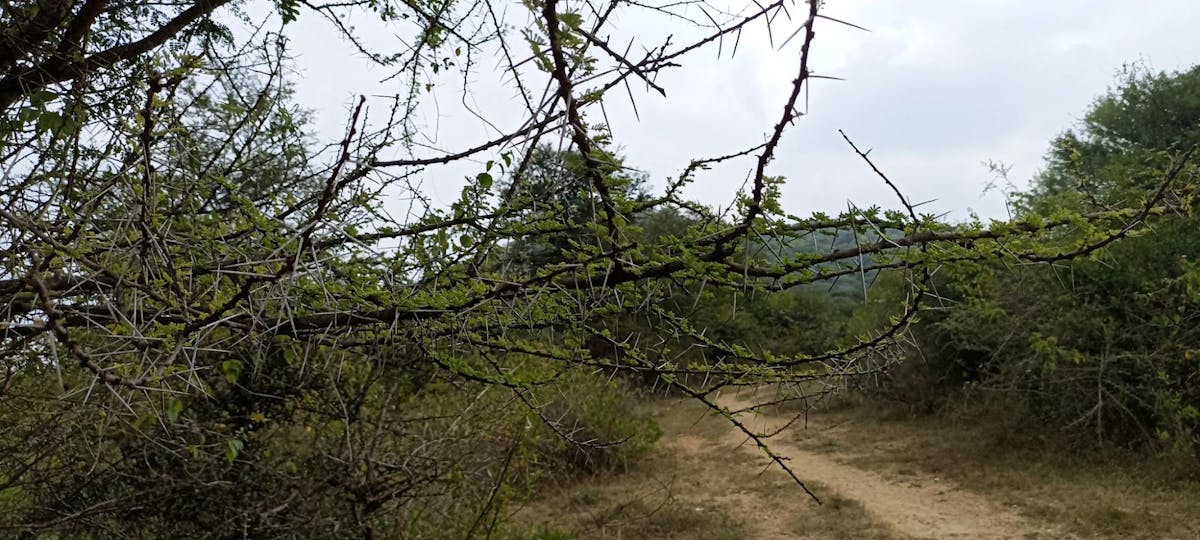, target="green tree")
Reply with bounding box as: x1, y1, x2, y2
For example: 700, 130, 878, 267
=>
1022, 64, 1200, 212
500, 144, 649, 268
880, 64, 1200, 458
